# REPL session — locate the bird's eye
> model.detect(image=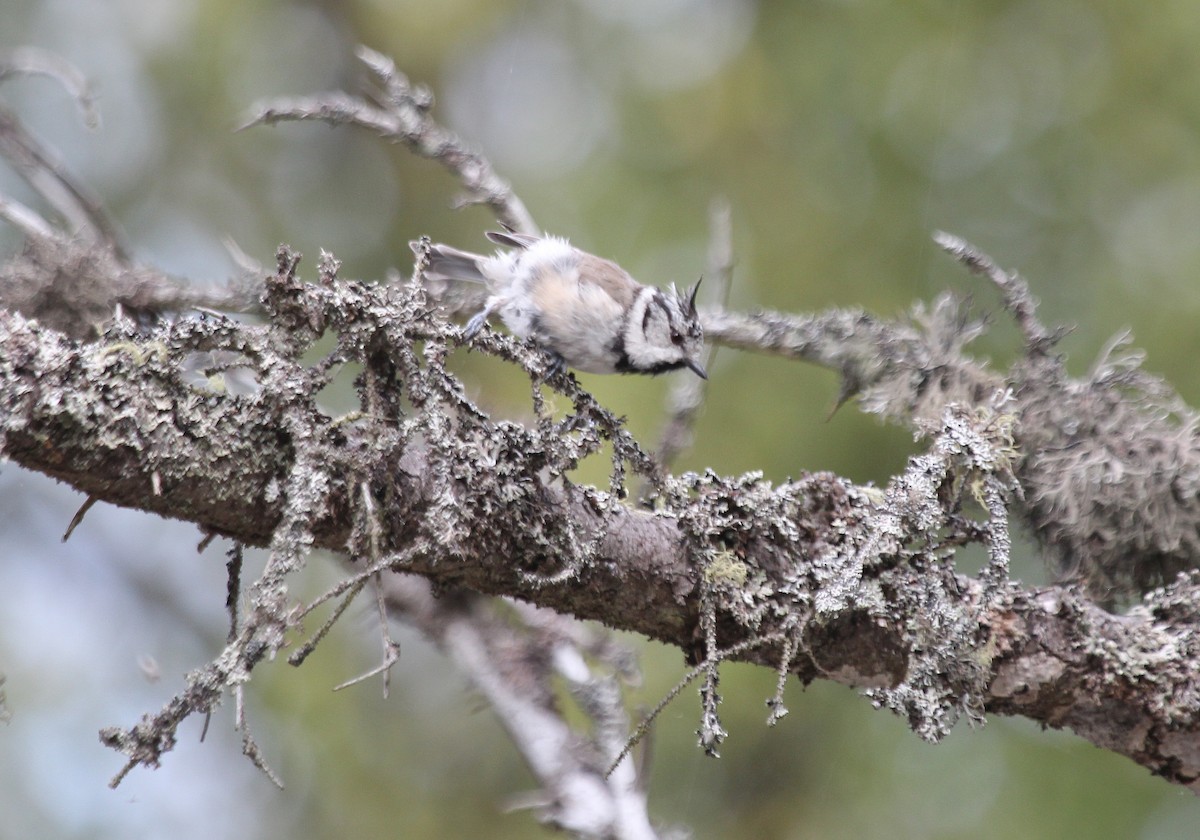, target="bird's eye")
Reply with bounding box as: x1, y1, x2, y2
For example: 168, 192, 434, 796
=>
670, 331, 684, 346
